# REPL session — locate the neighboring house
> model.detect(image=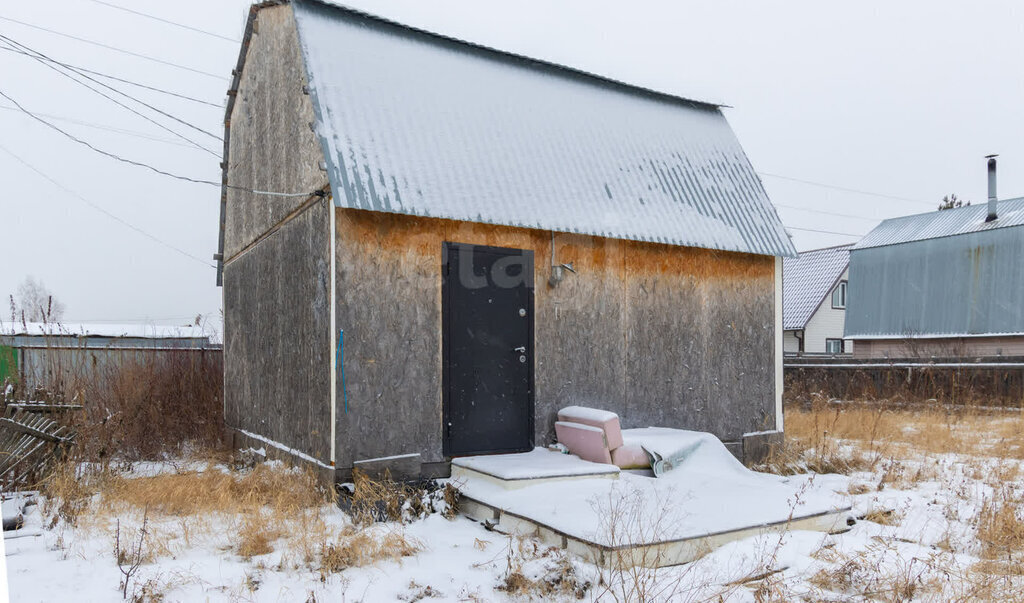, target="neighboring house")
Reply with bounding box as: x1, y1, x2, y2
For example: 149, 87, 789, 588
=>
216, 0, 796, 479
783, 245, 853, 355
0, 323, 215, 393
845, 169, 1024, 358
